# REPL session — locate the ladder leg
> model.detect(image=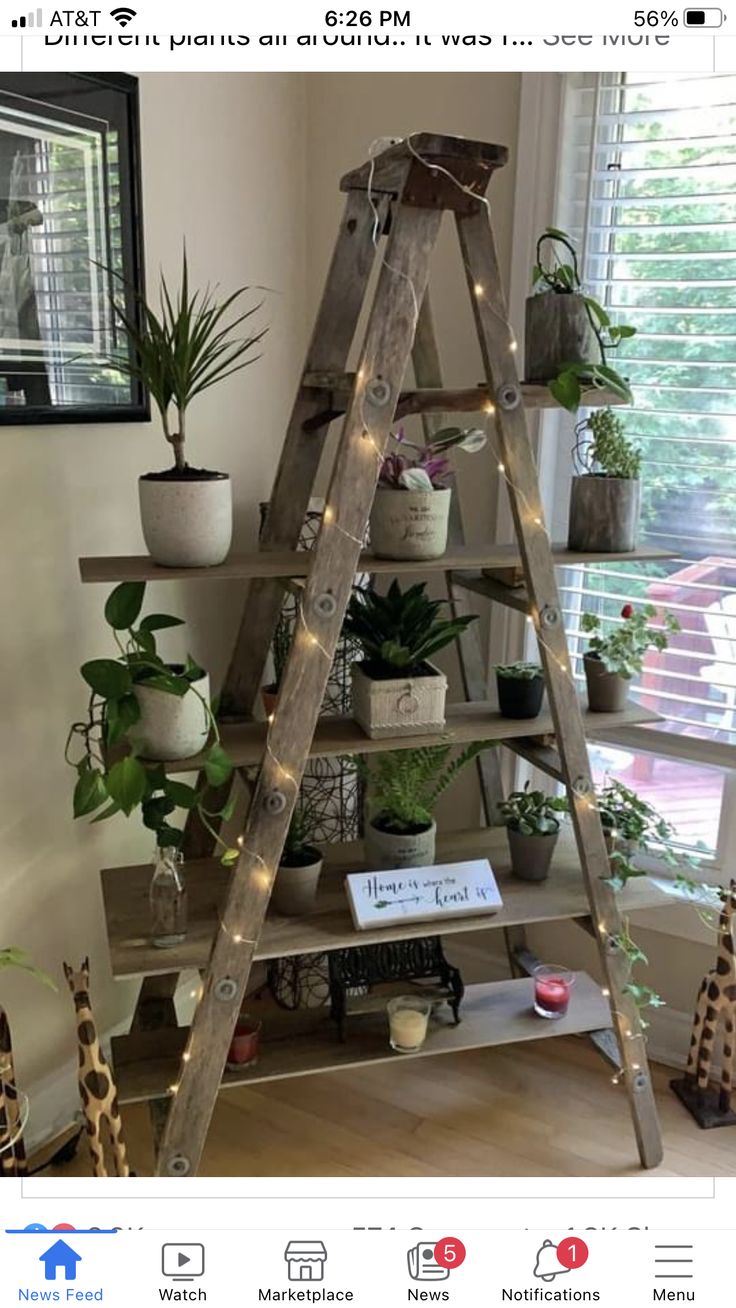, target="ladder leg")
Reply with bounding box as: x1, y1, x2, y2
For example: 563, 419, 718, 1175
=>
456, 206, 663, 1170
154, 202, 443, 1178
412, 292, 505, 825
